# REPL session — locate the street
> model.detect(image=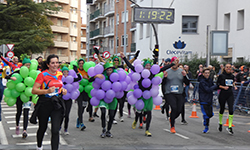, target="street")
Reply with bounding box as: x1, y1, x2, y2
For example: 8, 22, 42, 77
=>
0, 100, 250, 150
